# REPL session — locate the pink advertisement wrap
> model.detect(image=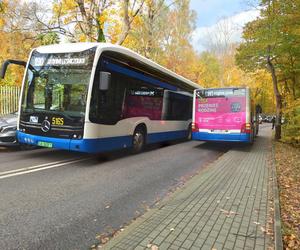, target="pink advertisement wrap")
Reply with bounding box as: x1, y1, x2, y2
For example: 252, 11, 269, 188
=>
195, 97, 246, 130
